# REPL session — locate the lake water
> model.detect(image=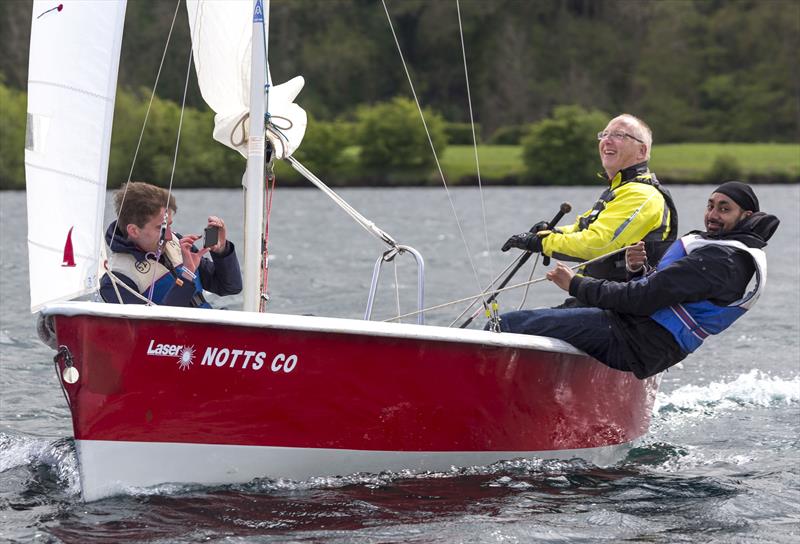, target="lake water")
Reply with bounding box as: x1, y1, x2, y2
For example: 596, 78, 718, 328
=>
1, 185, 799, 543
